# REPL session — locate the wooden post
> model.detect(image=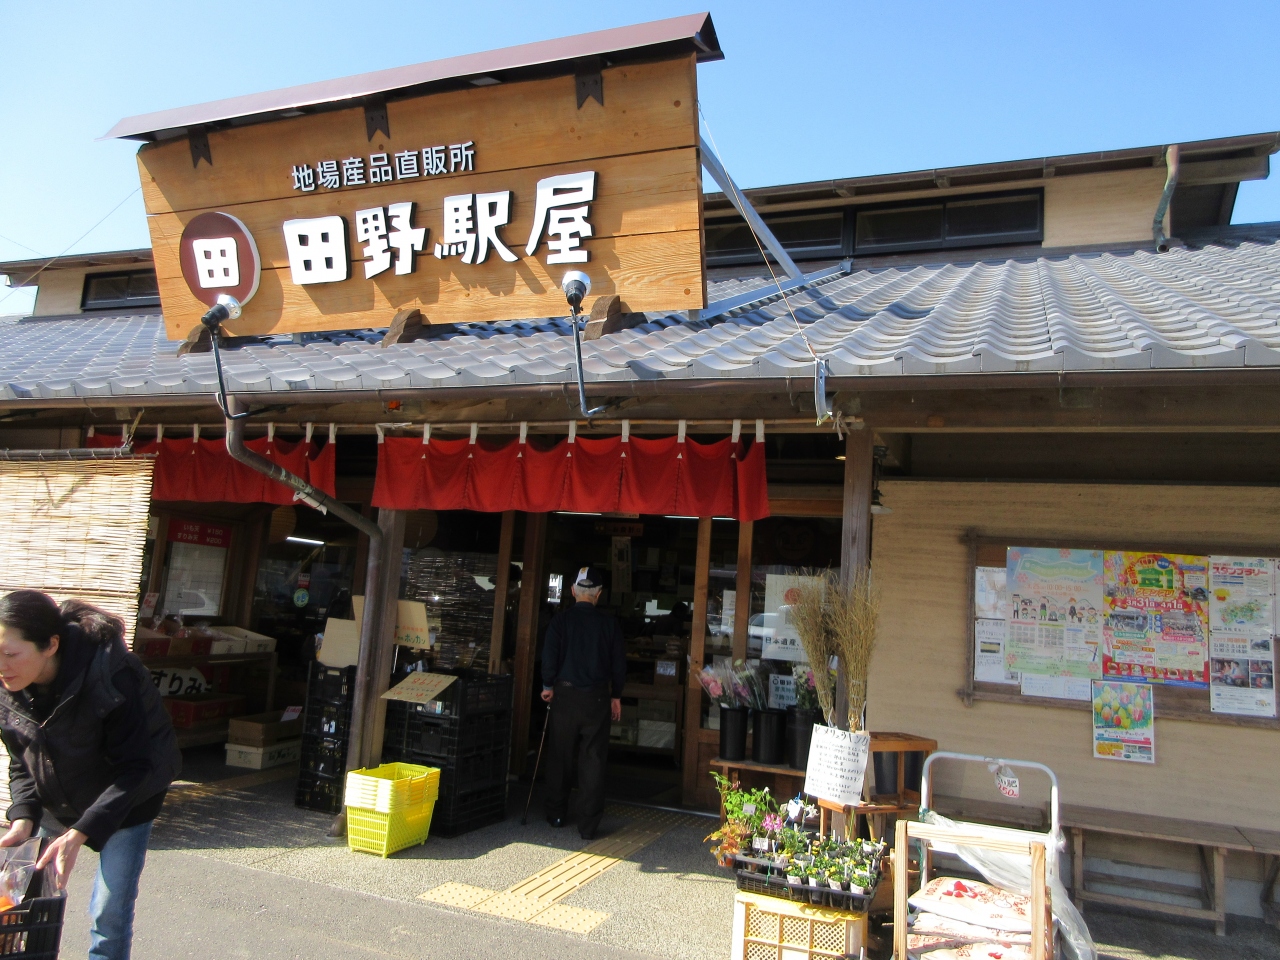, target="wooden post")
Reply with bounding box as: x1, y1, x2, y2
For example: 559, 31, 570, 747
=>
681, 517, 714, 805
893, 819, 909, 960
365, 508, 406, 764
733, 521, 753, 662
510, 512, 548, 775
233, 506, 269, 627
488, 510, 515, 674
835, 429, 874, 729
